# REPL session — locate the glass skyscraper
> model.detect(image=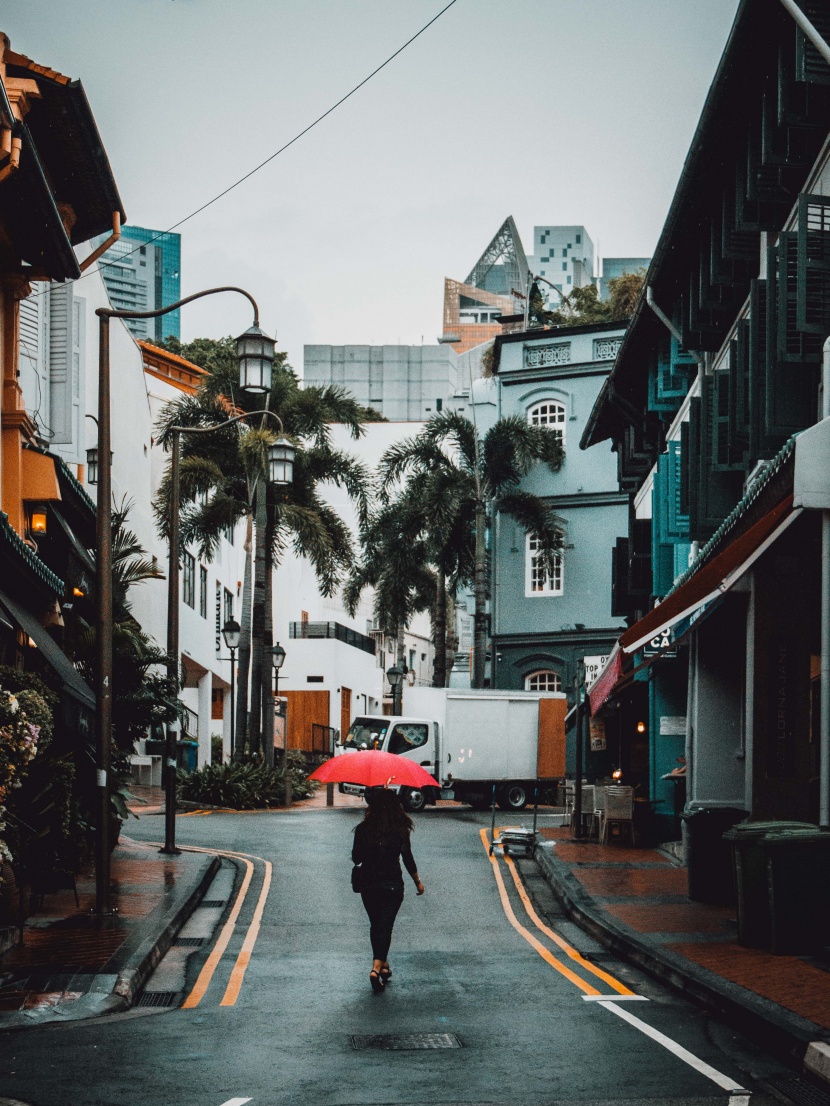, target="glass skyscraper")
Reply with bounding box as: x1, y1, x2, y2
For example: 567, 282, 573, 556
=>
96, 225, 181, 342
